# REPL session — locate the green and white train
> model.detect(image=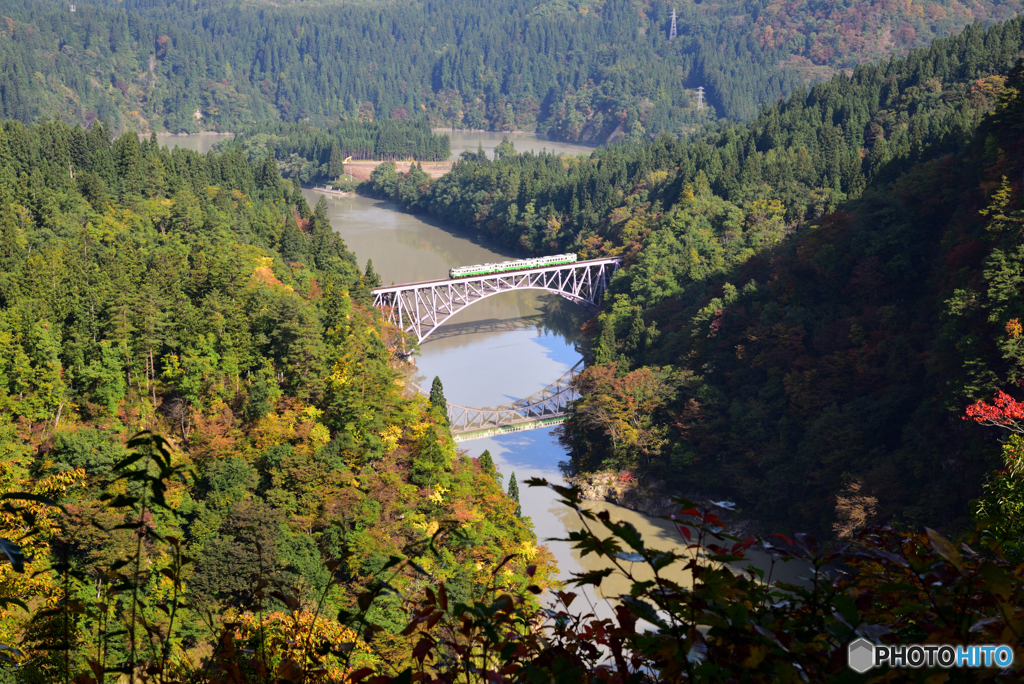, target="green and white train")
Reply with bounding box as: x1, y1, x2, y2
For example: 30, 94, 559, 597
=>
449, 253, 577, 279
